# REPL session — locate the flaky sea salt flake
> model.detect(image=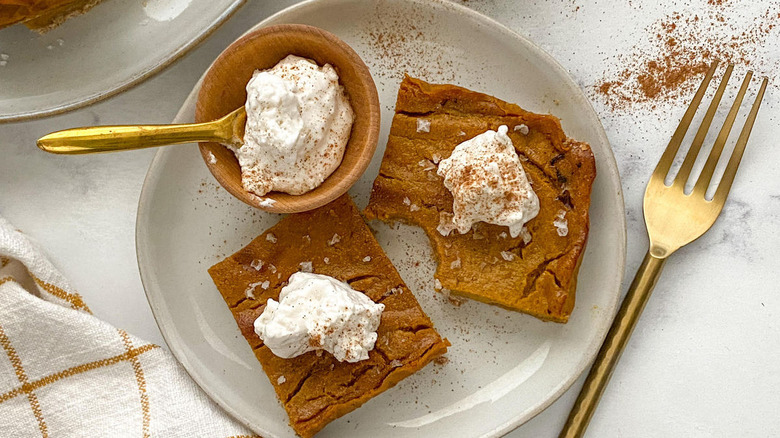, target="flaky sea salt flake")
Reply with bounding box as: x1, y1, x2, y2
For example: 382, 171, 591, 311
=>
554, 210, 569, 237
418, 159, 436, 171
437, 211, 456, 236
520, 226, 532, 245
514, 124, 529, 135
245, 282, 263, 300
257, 197, 276, 208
